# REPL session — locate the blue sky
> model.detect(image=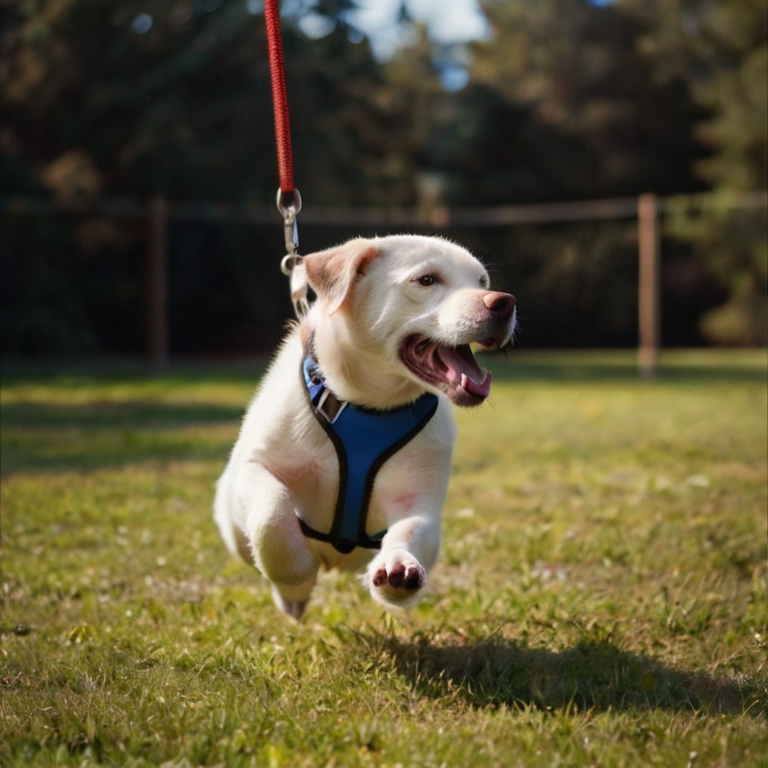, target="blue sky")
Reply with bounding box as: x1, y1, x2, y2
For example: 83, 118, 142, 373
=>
342, 0, 490, 59
290, 0, 614, 58
250, 0, 614, 89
